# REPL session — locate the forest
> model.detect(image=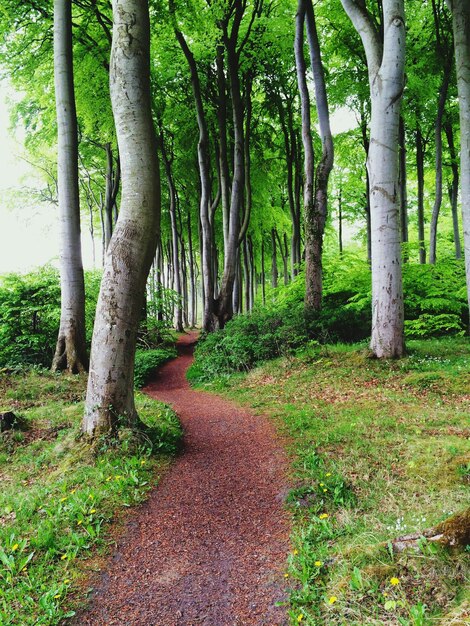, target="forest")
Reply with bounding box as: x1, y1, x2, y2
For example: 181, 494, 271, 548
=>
0, 0, 469, 624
